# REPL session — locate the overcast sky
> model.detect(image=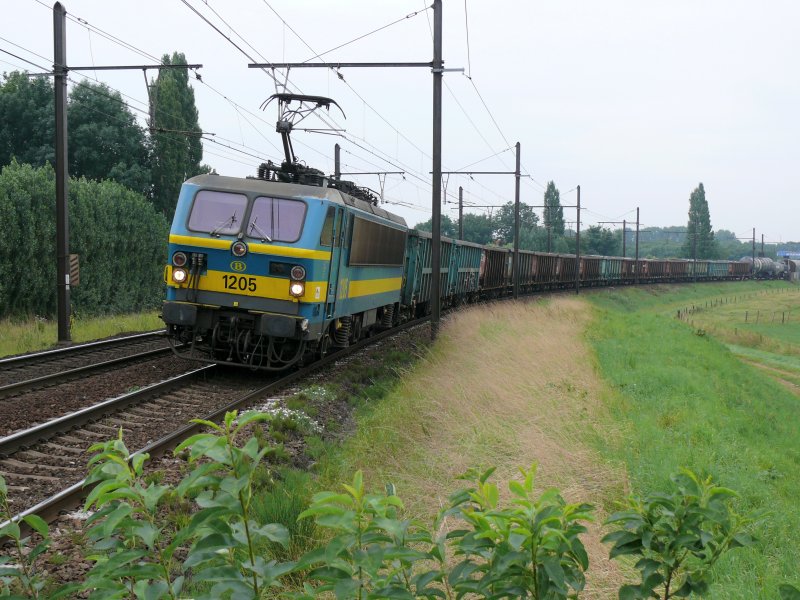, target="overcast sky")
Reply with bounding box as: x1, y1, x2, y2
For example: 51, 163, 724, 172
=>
4, 0, 799, 242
